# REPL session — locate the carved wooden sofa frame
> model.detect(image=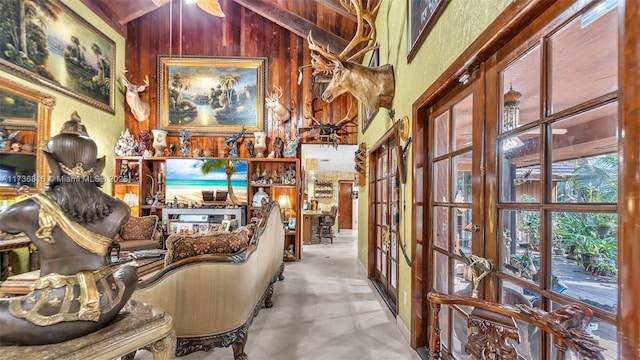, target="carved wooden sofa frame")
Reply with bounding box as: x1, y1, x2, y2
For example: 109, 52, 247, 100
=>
131, 202, 285, 359
428, 291, 606, 360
